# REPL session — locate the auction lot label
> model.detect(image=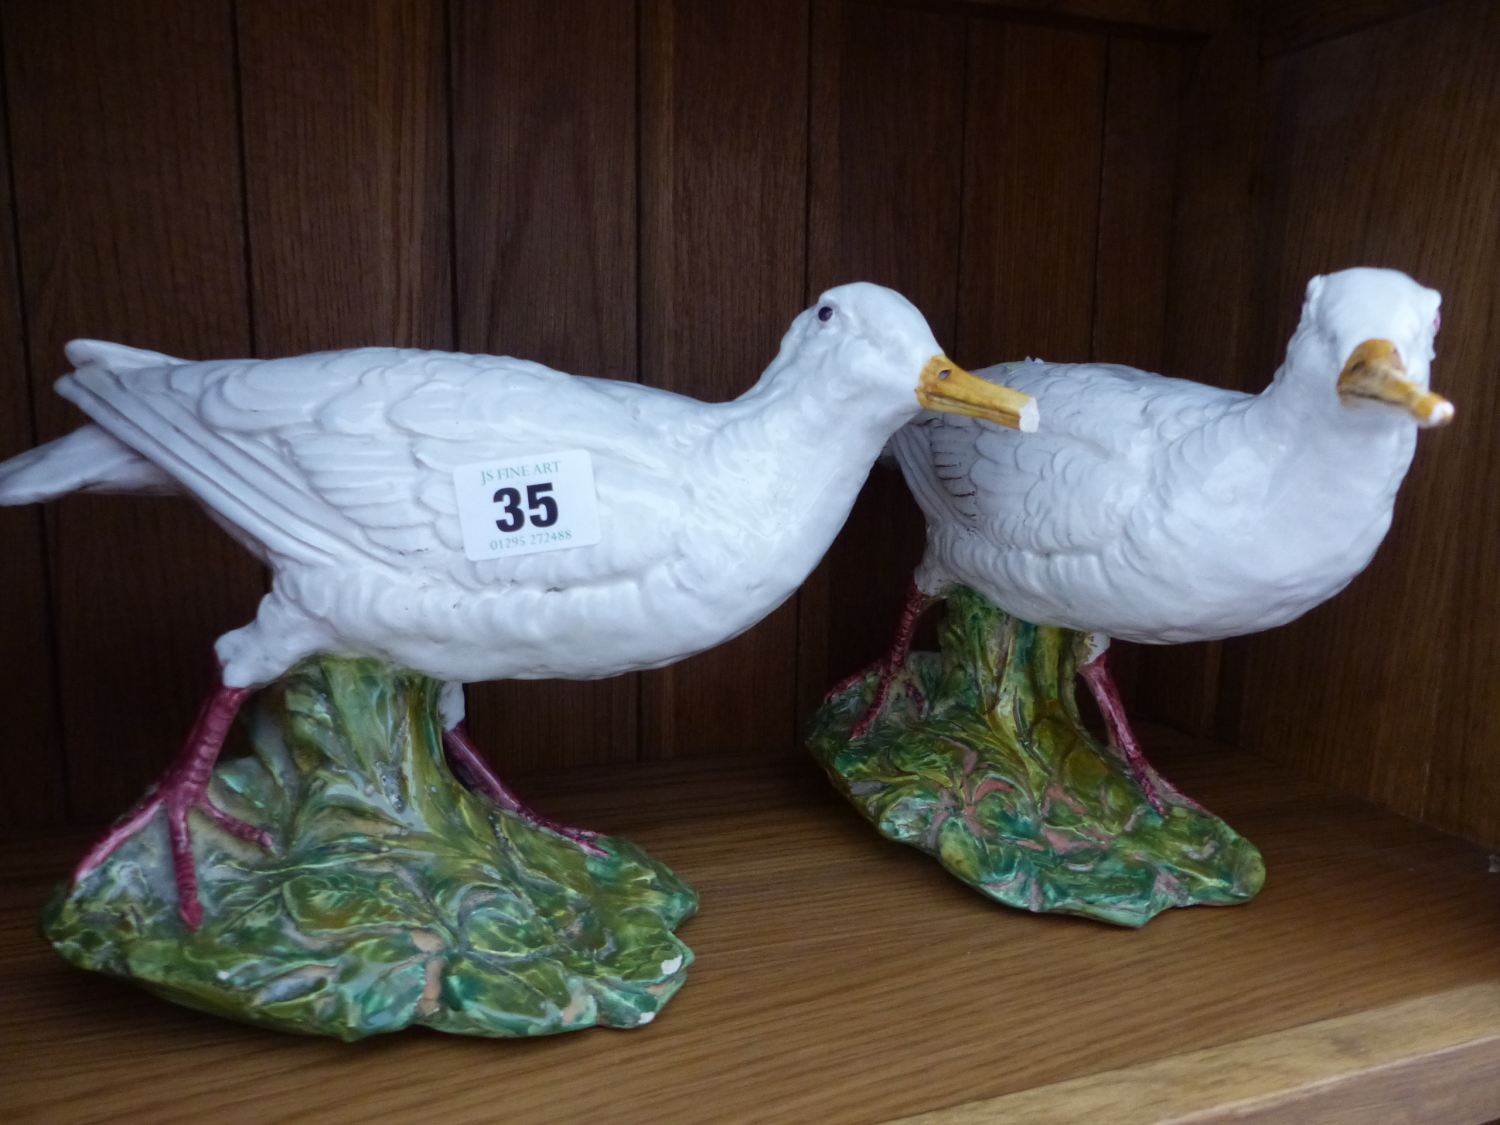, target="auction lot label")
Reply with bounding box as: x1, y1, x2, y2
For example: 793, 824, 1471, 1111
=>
454, 450, 602, 560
